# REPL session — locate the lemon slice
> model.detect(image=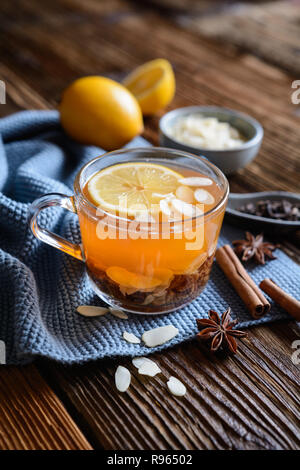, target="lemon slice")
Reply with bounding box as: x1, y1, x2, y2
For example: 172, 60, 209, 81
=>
88, 162, 183, 217
123, 59, 175, 115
